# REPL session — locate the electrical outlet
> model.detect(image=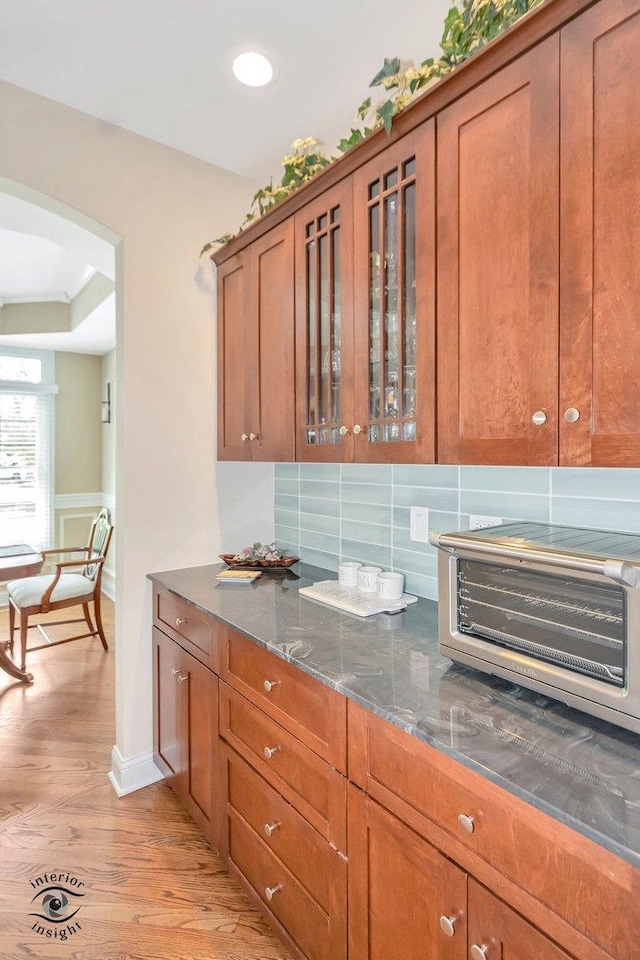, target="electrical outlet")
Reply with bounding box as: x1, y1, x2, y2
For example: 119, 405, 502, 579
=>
469, 514, 502, 530
410, 506, 430, 542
